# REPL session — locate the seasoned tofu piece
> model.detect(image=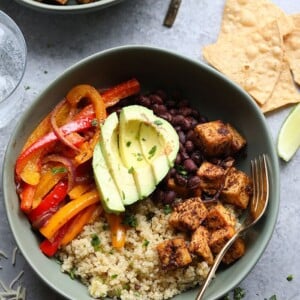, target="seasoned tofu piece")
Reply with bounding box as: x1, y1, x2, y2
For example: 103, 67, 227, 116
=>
197, 161, 226, 195
220, 167, 252, 209
227, 124, 246, 154
156, 238, 192, 269
194, 120, 246, 157
169, 197, 208, 231
222, 238, 246, 264
189, 226, 214, 265
209, 226, 235, 254
194, 120, 233, 157
206, 203, 237, 230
